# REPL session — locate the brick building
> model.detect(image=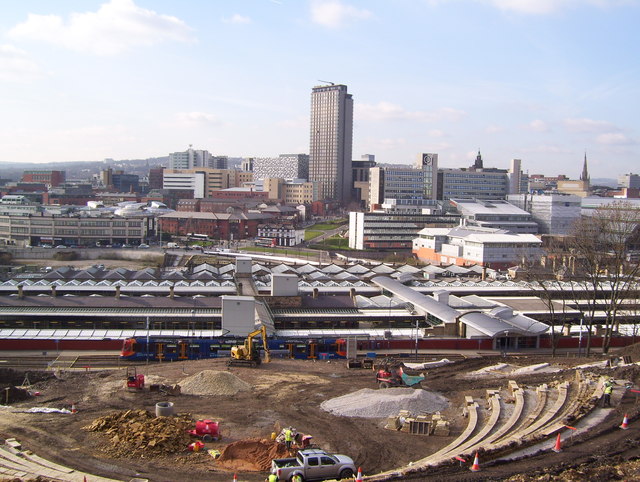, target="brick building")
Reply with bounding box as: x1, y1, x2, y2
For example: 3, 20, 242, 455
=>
158, 211, 273, 241
22, 170, 66, 188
